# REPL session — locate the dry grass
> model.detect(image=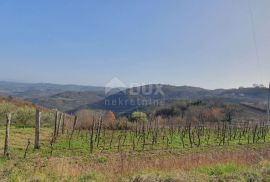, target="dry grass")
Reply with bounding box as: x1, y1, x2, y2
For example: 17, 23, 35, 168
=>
1, 127, 270, 181
84, 145, 270, 180
4, 145, 267, 181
